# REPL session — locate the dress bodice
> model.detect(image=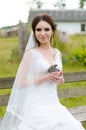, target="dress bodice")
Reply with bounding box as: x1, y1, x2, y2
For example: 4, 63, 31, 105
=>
31, 48, 62, 76
28, 48, 62, 105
